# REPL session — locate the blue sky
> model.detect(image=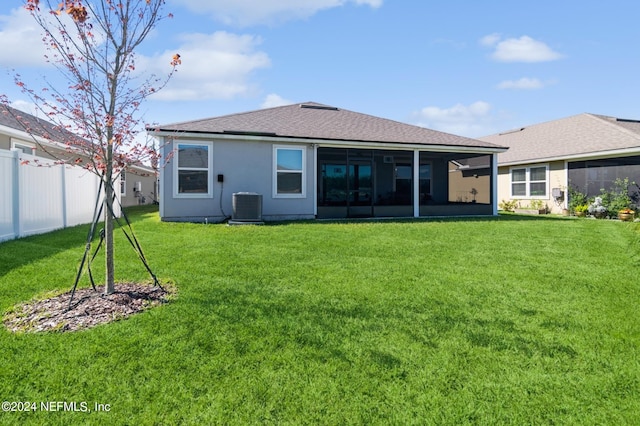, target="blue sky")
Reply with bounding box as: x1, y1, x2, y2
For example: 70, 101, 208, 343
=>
1, 0, 640, 138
